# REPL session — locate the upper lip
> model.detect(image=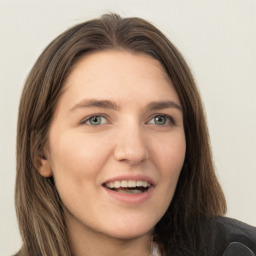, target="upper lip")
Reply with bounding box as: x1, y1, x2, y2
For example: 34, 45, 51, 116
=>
102, 175, 155, 186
